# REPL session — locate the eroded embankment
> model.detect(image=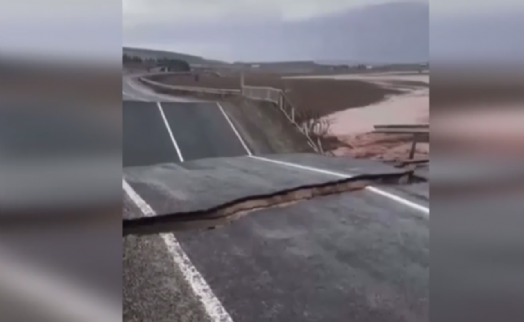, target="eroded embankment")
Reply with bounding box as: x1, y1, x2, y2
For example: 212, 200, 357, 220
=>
220, 98, 315, 154
137, 76, 315, 154
123, 170, 418, 236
